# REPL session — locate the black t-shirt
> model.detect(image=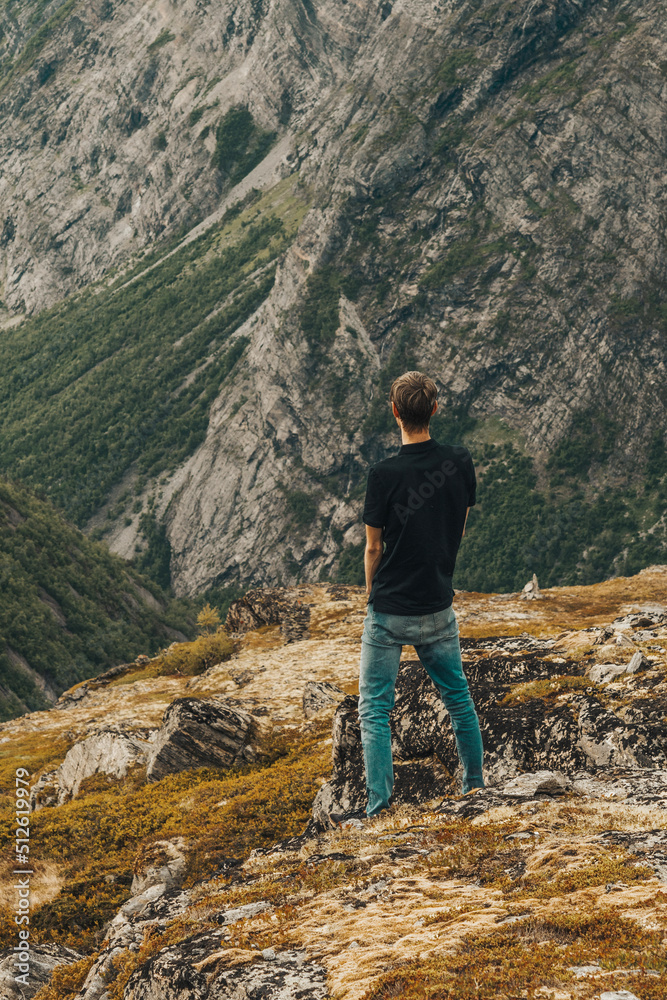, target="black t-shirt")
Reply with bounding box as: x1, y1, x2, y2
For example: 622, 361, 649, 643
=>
362, 439, 476, 615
